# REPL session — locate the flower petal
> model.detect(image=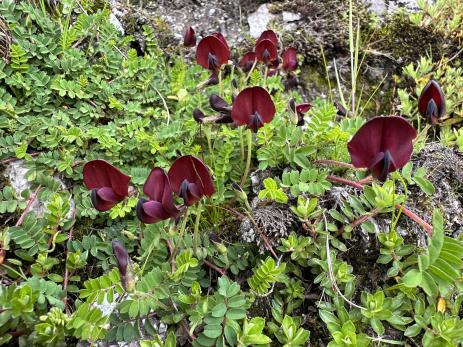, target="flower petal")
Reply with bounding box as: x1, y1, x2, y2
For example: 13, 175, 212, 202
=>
282, 47, 297, 71
239, 52, 256, 72
196, 35, 230, 69
91, 188, 118, 211
183, 26, 196, 47
256, 30, 278, 47
347, 116, 416, 174
180, 180, 201, 206
209, 94, 231, 113
231, 86, 276, 129
83, 160, 130, 198
168, 155, 215, 200
211, 32, 229, 51
255, 39, 278, 63
296, 103, 311, 114
112, 240, 129, 276
143, 168, 169, 201
136, 199, 170, 224
418, 80, 445, 121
